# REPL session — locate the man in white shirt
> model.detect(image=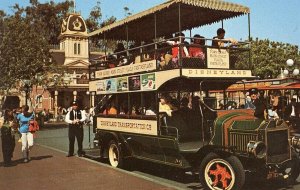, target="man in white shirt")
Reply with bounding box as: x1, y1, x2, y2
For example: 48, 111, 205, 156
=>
285, 98, 300, 127
65, 101, 86, 157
